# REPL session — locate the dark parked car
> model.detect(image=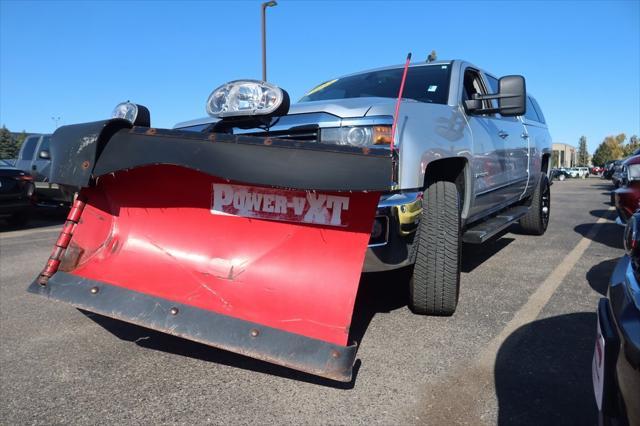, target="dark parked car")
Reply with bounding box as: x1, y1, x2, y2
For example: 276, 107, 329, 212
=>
593, 210, 640, 426
614, 156, 640, 223
612, 162, 628, 189
550, 168, 571, 181
604, 160, 622, 180
0, 159, 35, 226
